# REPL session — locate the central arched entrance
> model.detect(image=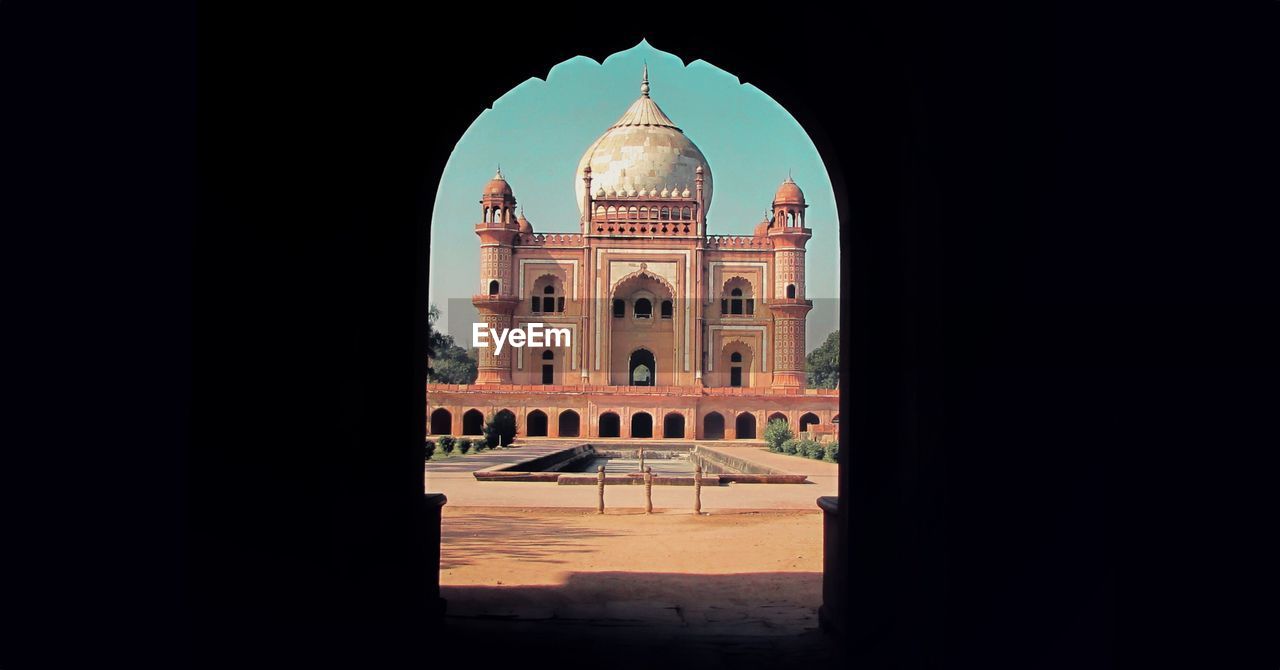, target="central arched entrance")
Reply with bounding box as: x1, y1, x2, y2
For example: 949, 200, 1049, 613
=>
631, 412, 653, 438
735, 413, 757, 439
629, 348, 655, 386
